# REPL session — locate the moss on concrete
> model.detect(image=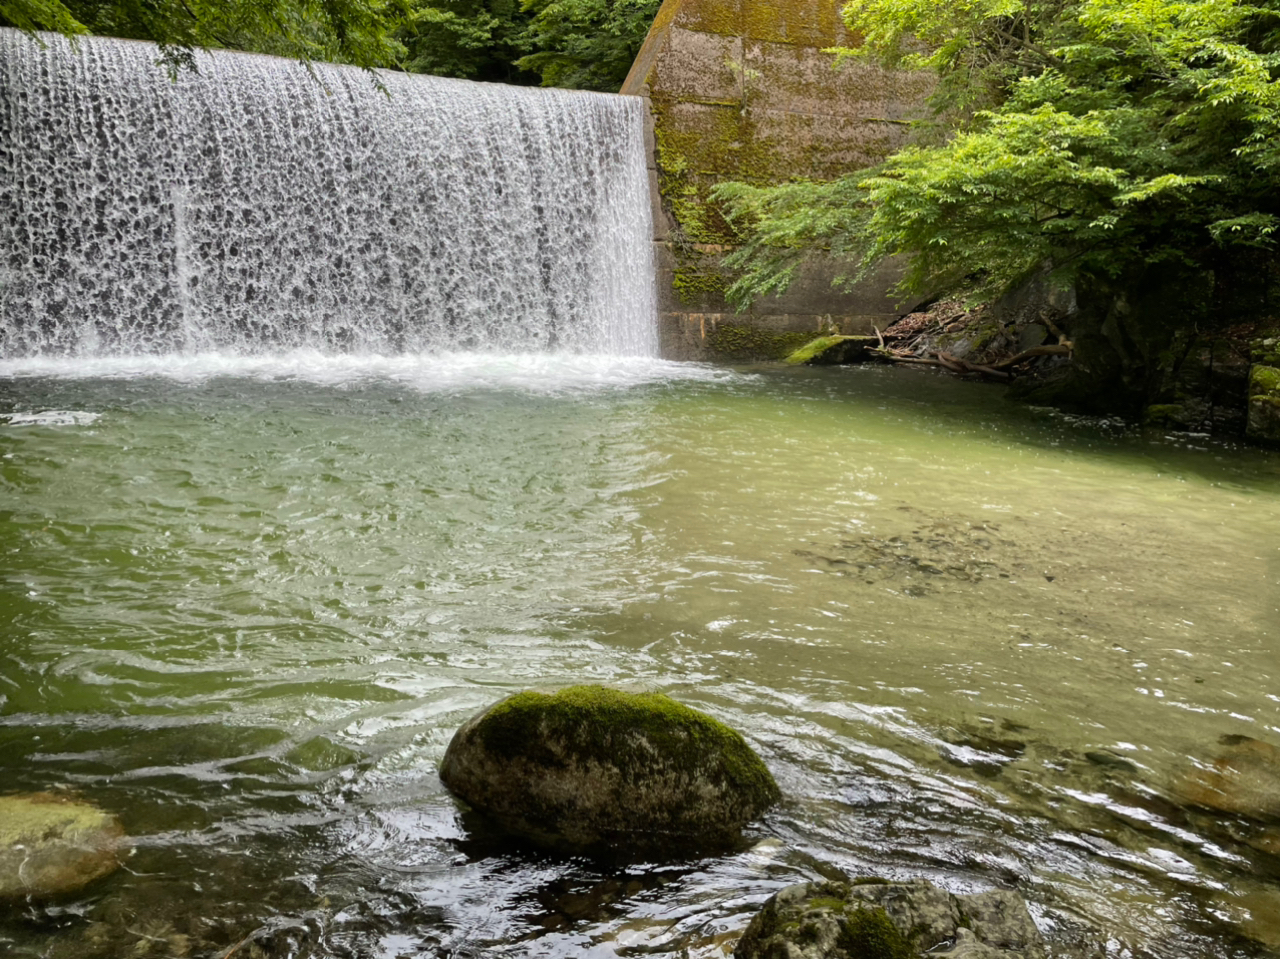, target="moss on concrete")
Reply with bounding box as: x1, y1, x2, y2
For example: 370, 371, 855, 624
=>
709, 323, 815, 359
673, 265, 728, 304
